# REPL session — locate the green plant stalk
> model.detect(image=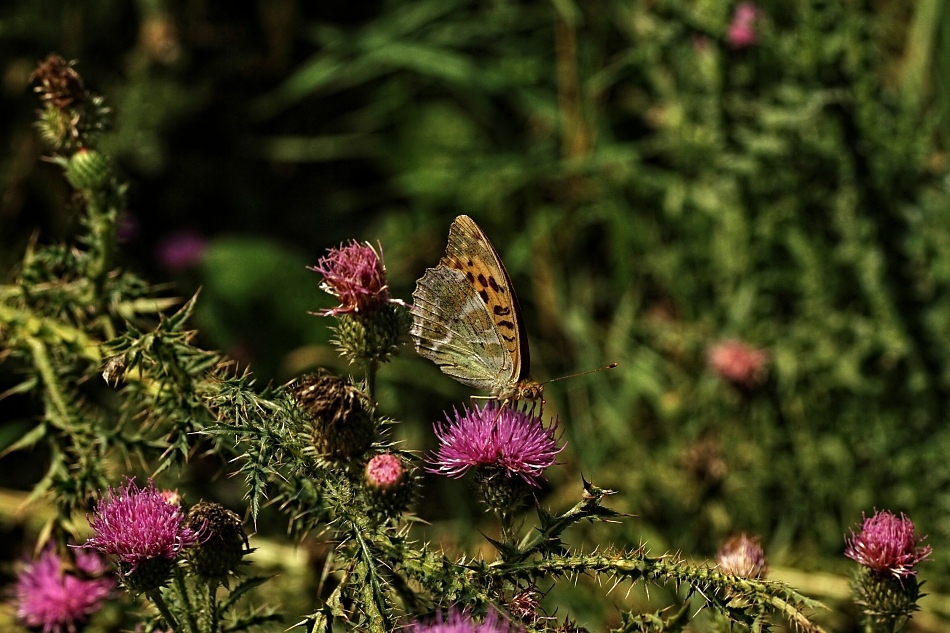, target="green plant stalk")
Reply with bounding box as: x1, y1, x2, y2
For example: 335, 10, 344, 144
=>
84, 190, 116, 299
172, 566, 201, 633
148, 588, 182, 633
26, 337, 72, 430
